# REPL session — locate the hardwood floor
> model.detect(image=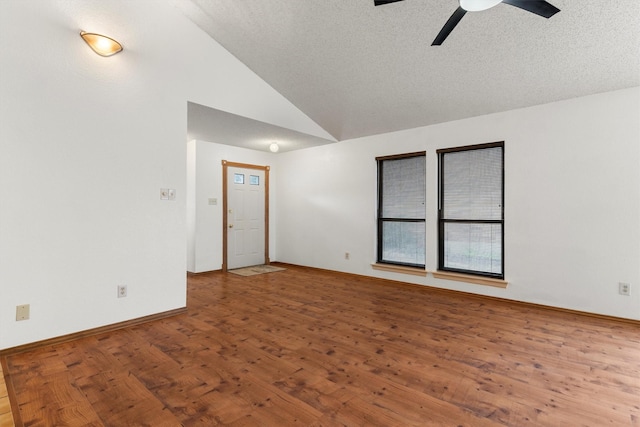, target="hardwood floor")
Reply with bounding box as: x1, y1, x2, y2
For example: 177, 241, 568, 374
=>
0, 360, 15, 427
3, 264, 639, 426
